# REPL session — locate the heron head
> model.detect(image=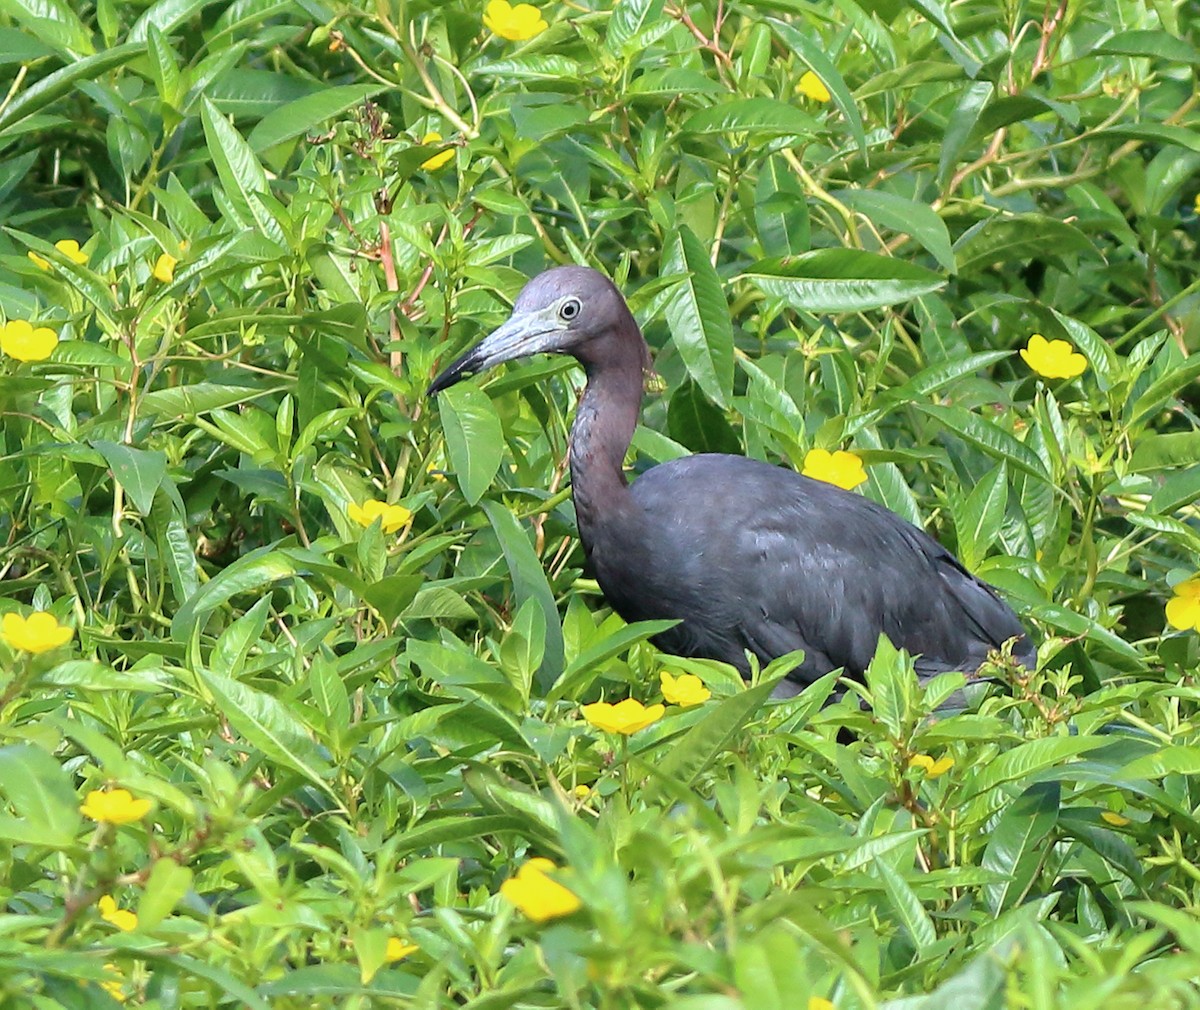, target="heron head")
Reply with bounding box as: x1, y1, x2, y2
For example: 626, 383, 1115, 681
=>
427, 266, 642, 395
